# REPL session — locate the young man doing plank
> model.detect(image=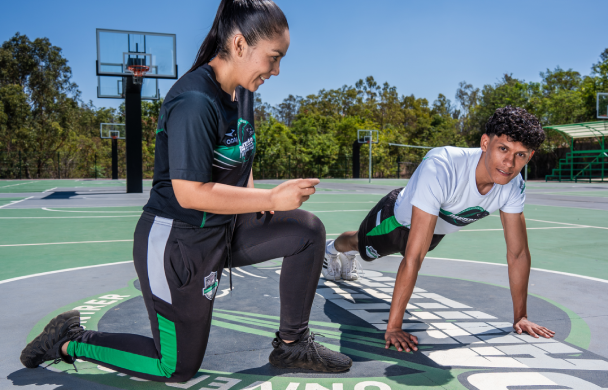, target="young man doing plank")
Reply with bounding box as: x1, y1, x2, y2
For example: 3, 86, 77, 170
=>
324, 106, 555, 352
